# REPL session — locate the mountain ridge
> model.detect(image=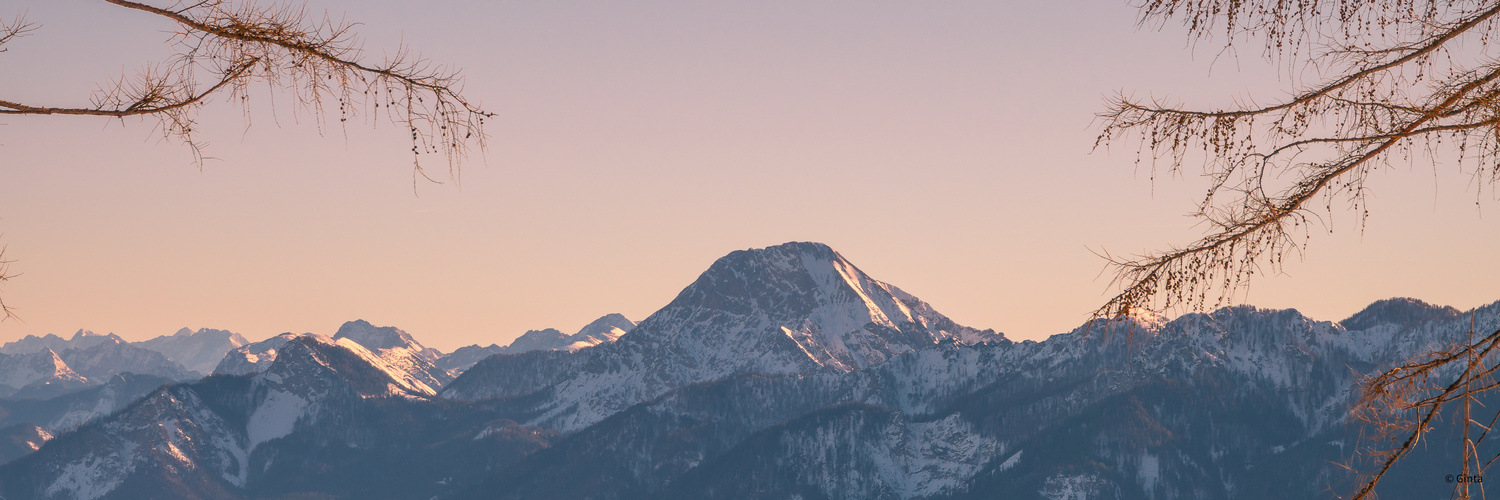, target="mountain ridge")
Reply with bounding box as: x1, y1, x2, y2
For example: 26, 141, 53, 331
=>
442, 242, 1005, 431
0, 241, 1491, 500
